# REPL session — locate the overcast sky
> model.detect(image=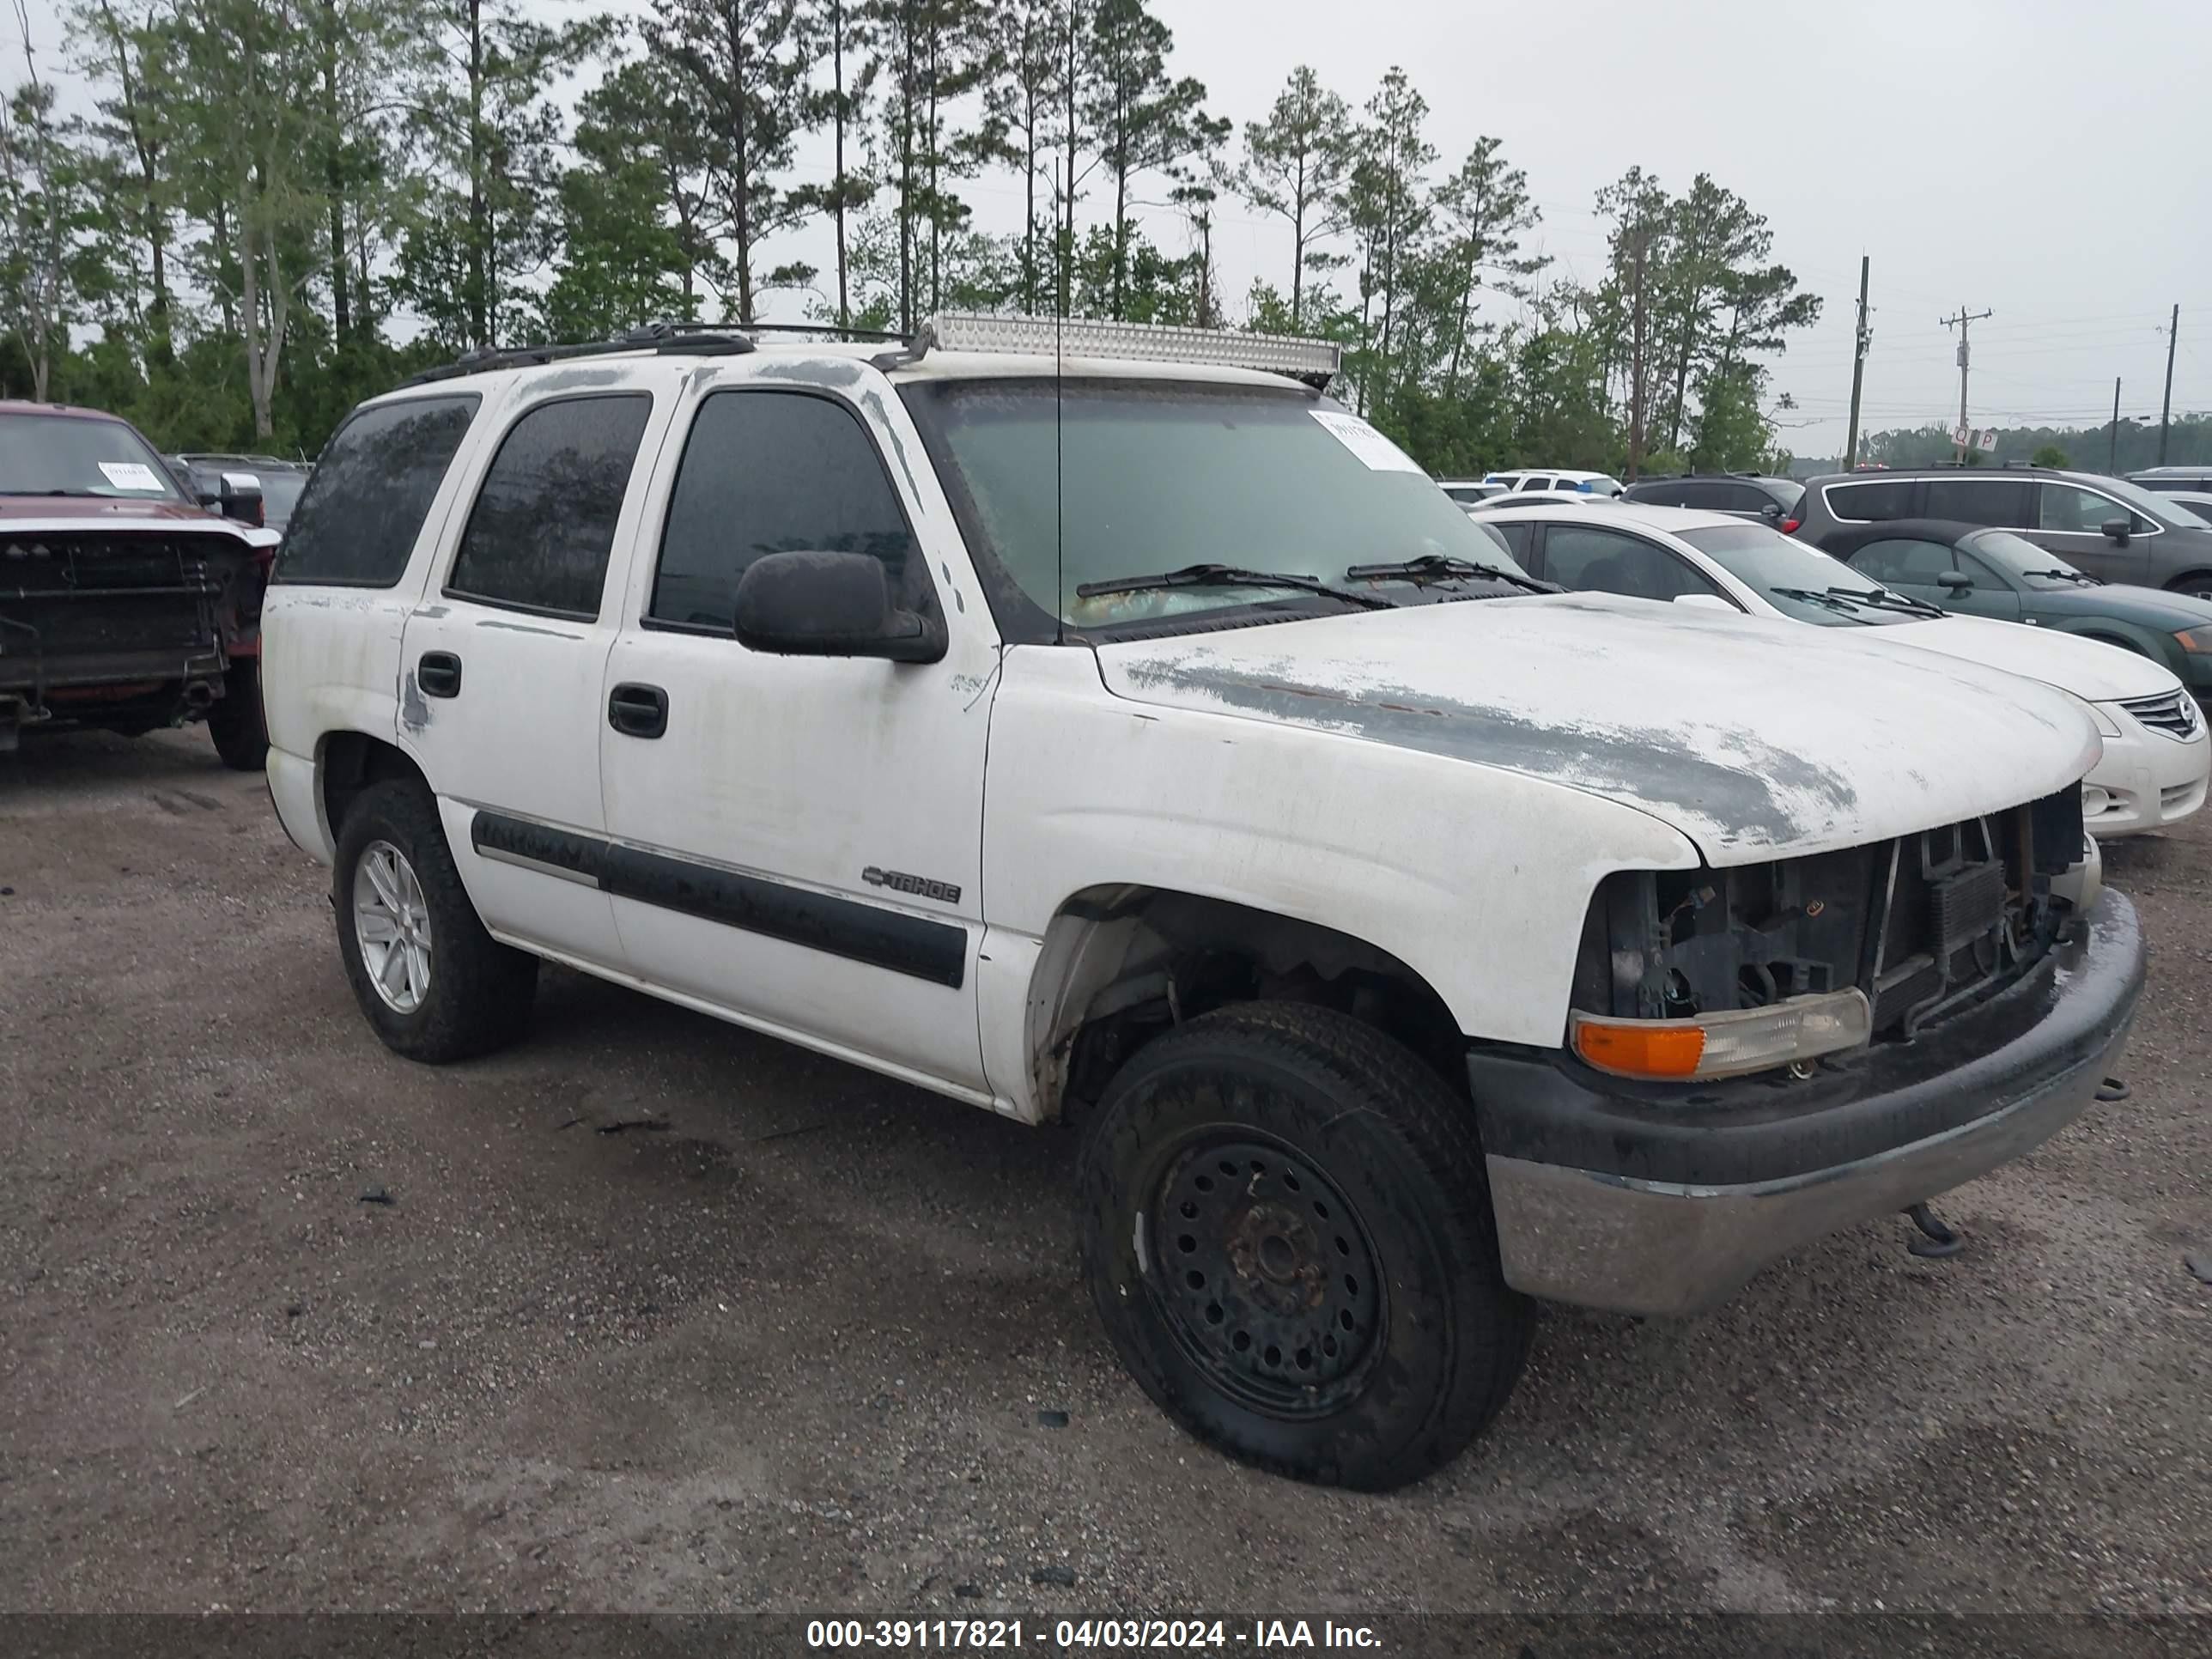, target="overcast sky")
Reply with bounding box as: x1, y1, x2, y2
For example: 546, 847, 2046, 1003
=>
15, 0, 2212, 458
